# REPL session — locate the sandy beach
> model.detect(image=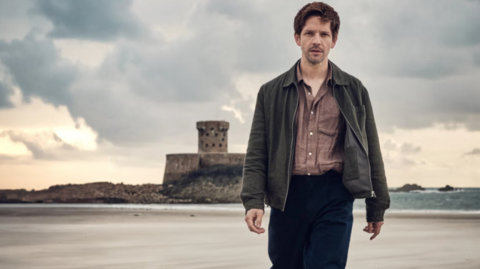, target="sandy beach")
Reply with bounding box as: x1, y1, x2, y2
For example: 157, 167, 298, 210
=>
0, 207, 479, 269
